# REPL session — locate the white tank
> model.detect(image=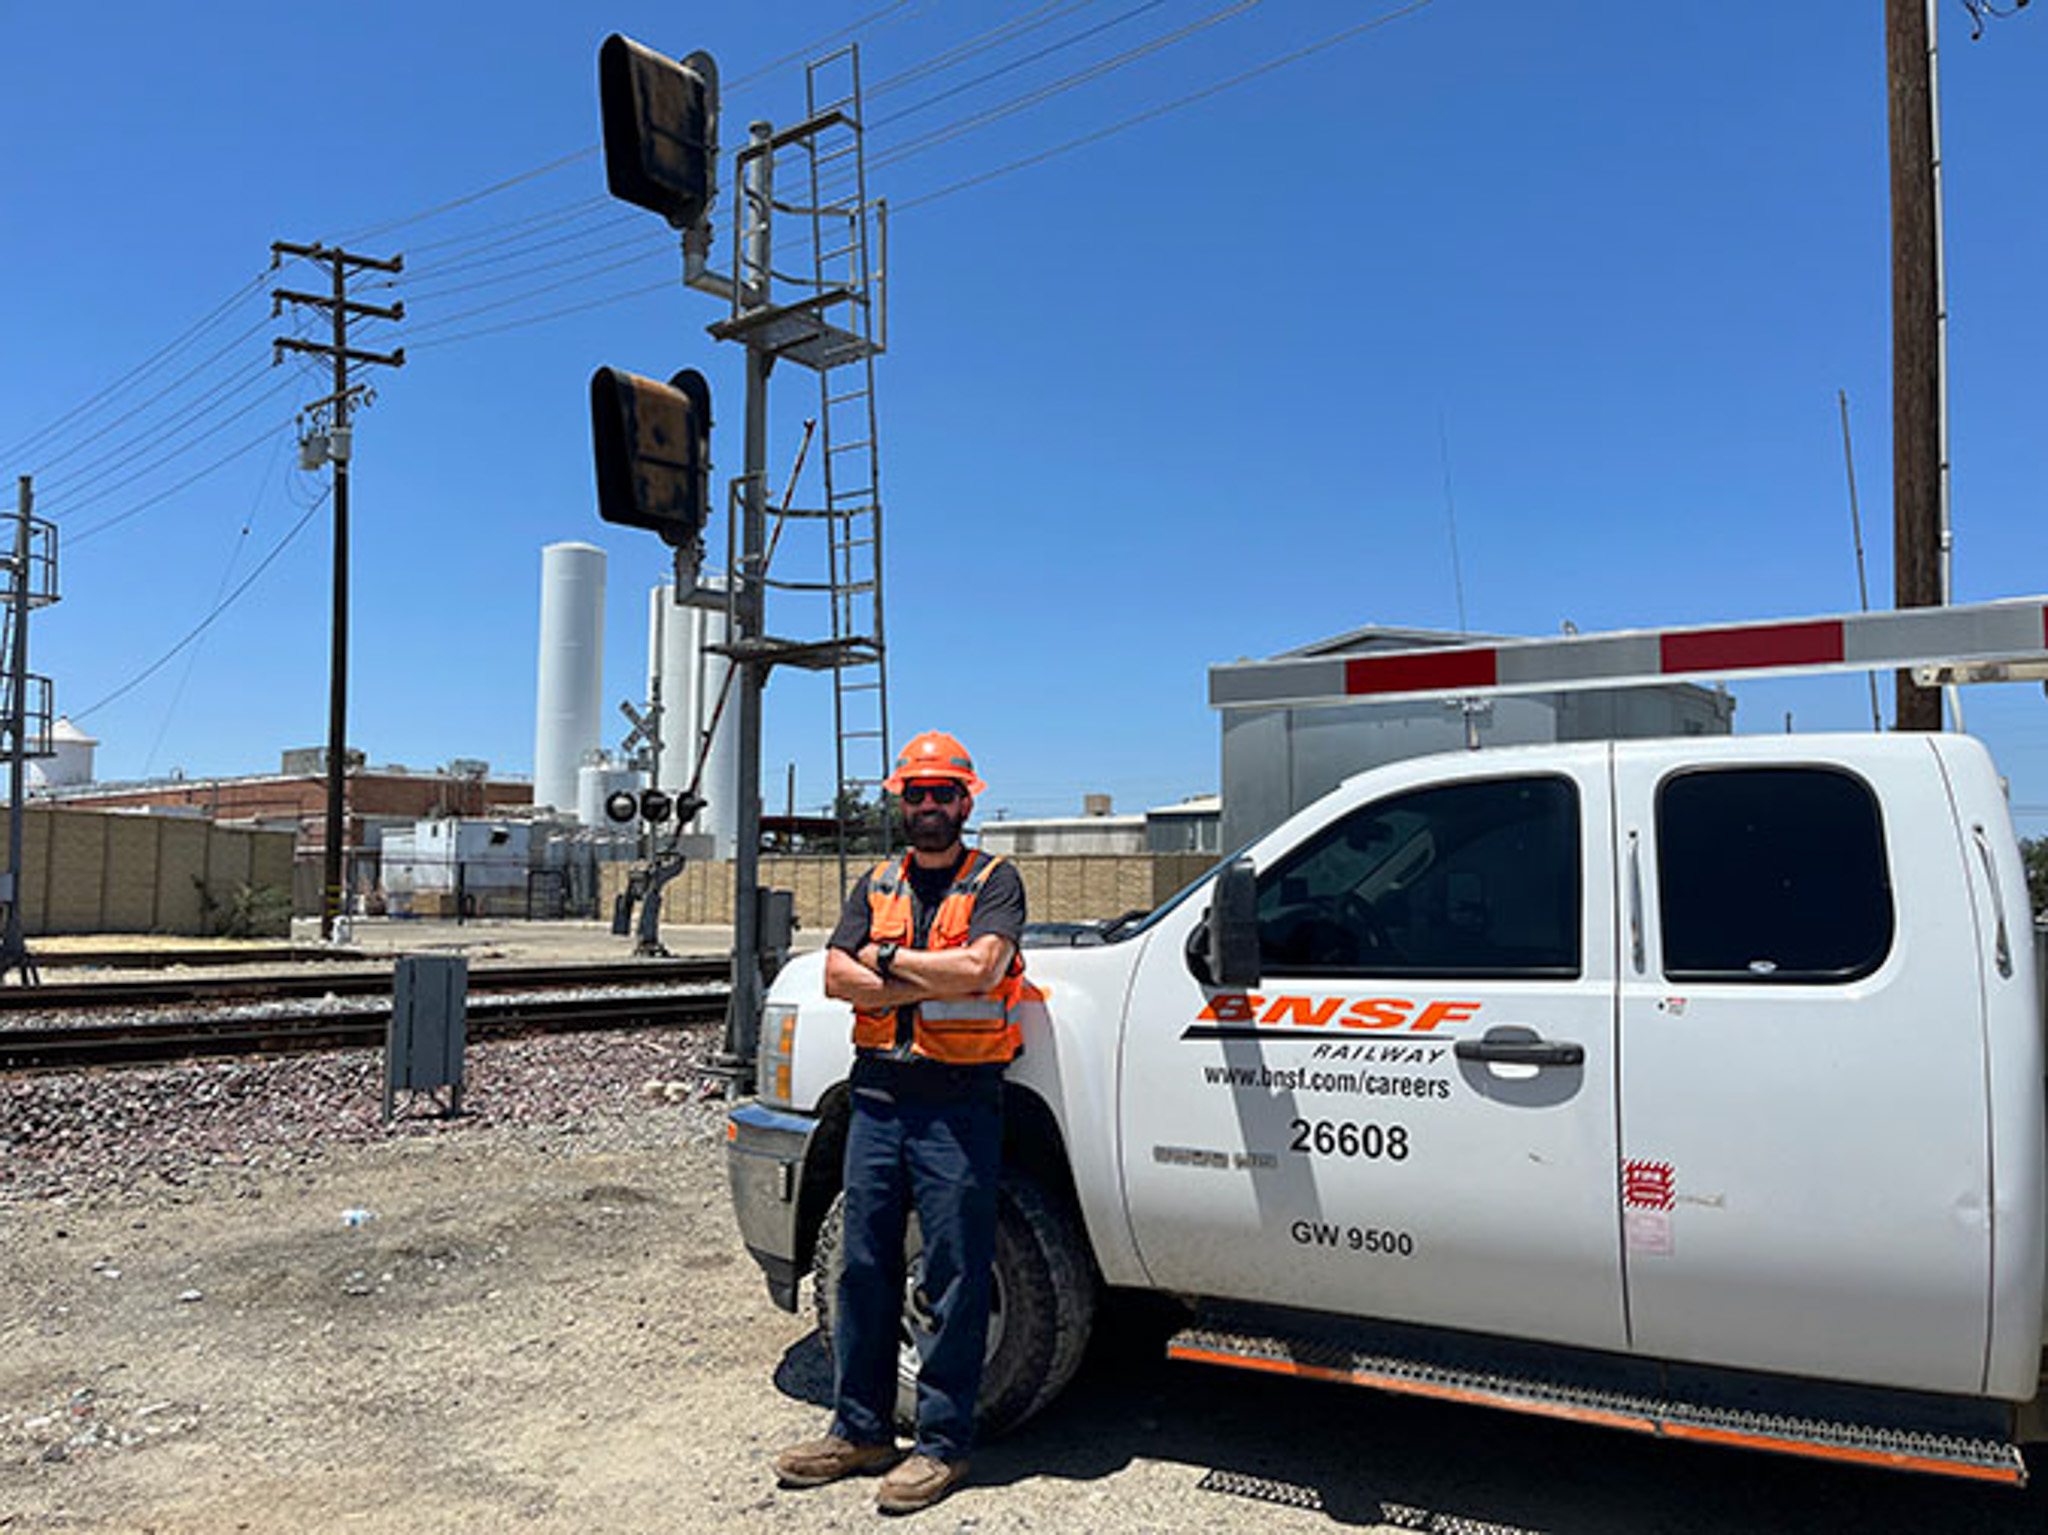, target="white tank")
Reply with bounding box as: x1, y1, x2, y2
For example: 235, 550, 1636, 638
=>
533, 542, 606, 816
29, 717, 97, 789
647, 579, 739, 857
576, 759, 645, 829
